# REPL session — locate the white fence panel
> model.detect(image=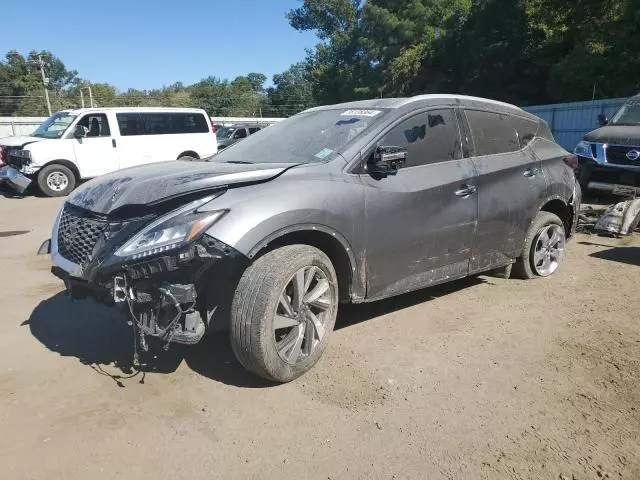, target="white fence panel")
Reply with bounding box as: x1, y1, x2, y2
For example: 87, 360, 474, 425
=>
0, 116, 286, 138
0, 117, 47, 137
